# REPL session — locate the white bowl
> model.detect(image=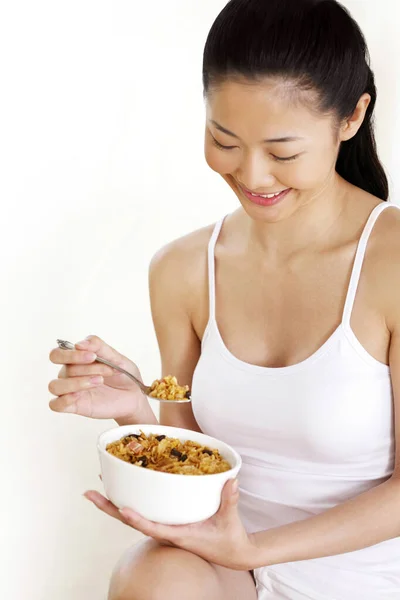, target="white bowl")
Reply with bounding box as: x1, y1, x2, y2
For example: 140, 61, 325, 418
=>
97, 424, 242, 525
